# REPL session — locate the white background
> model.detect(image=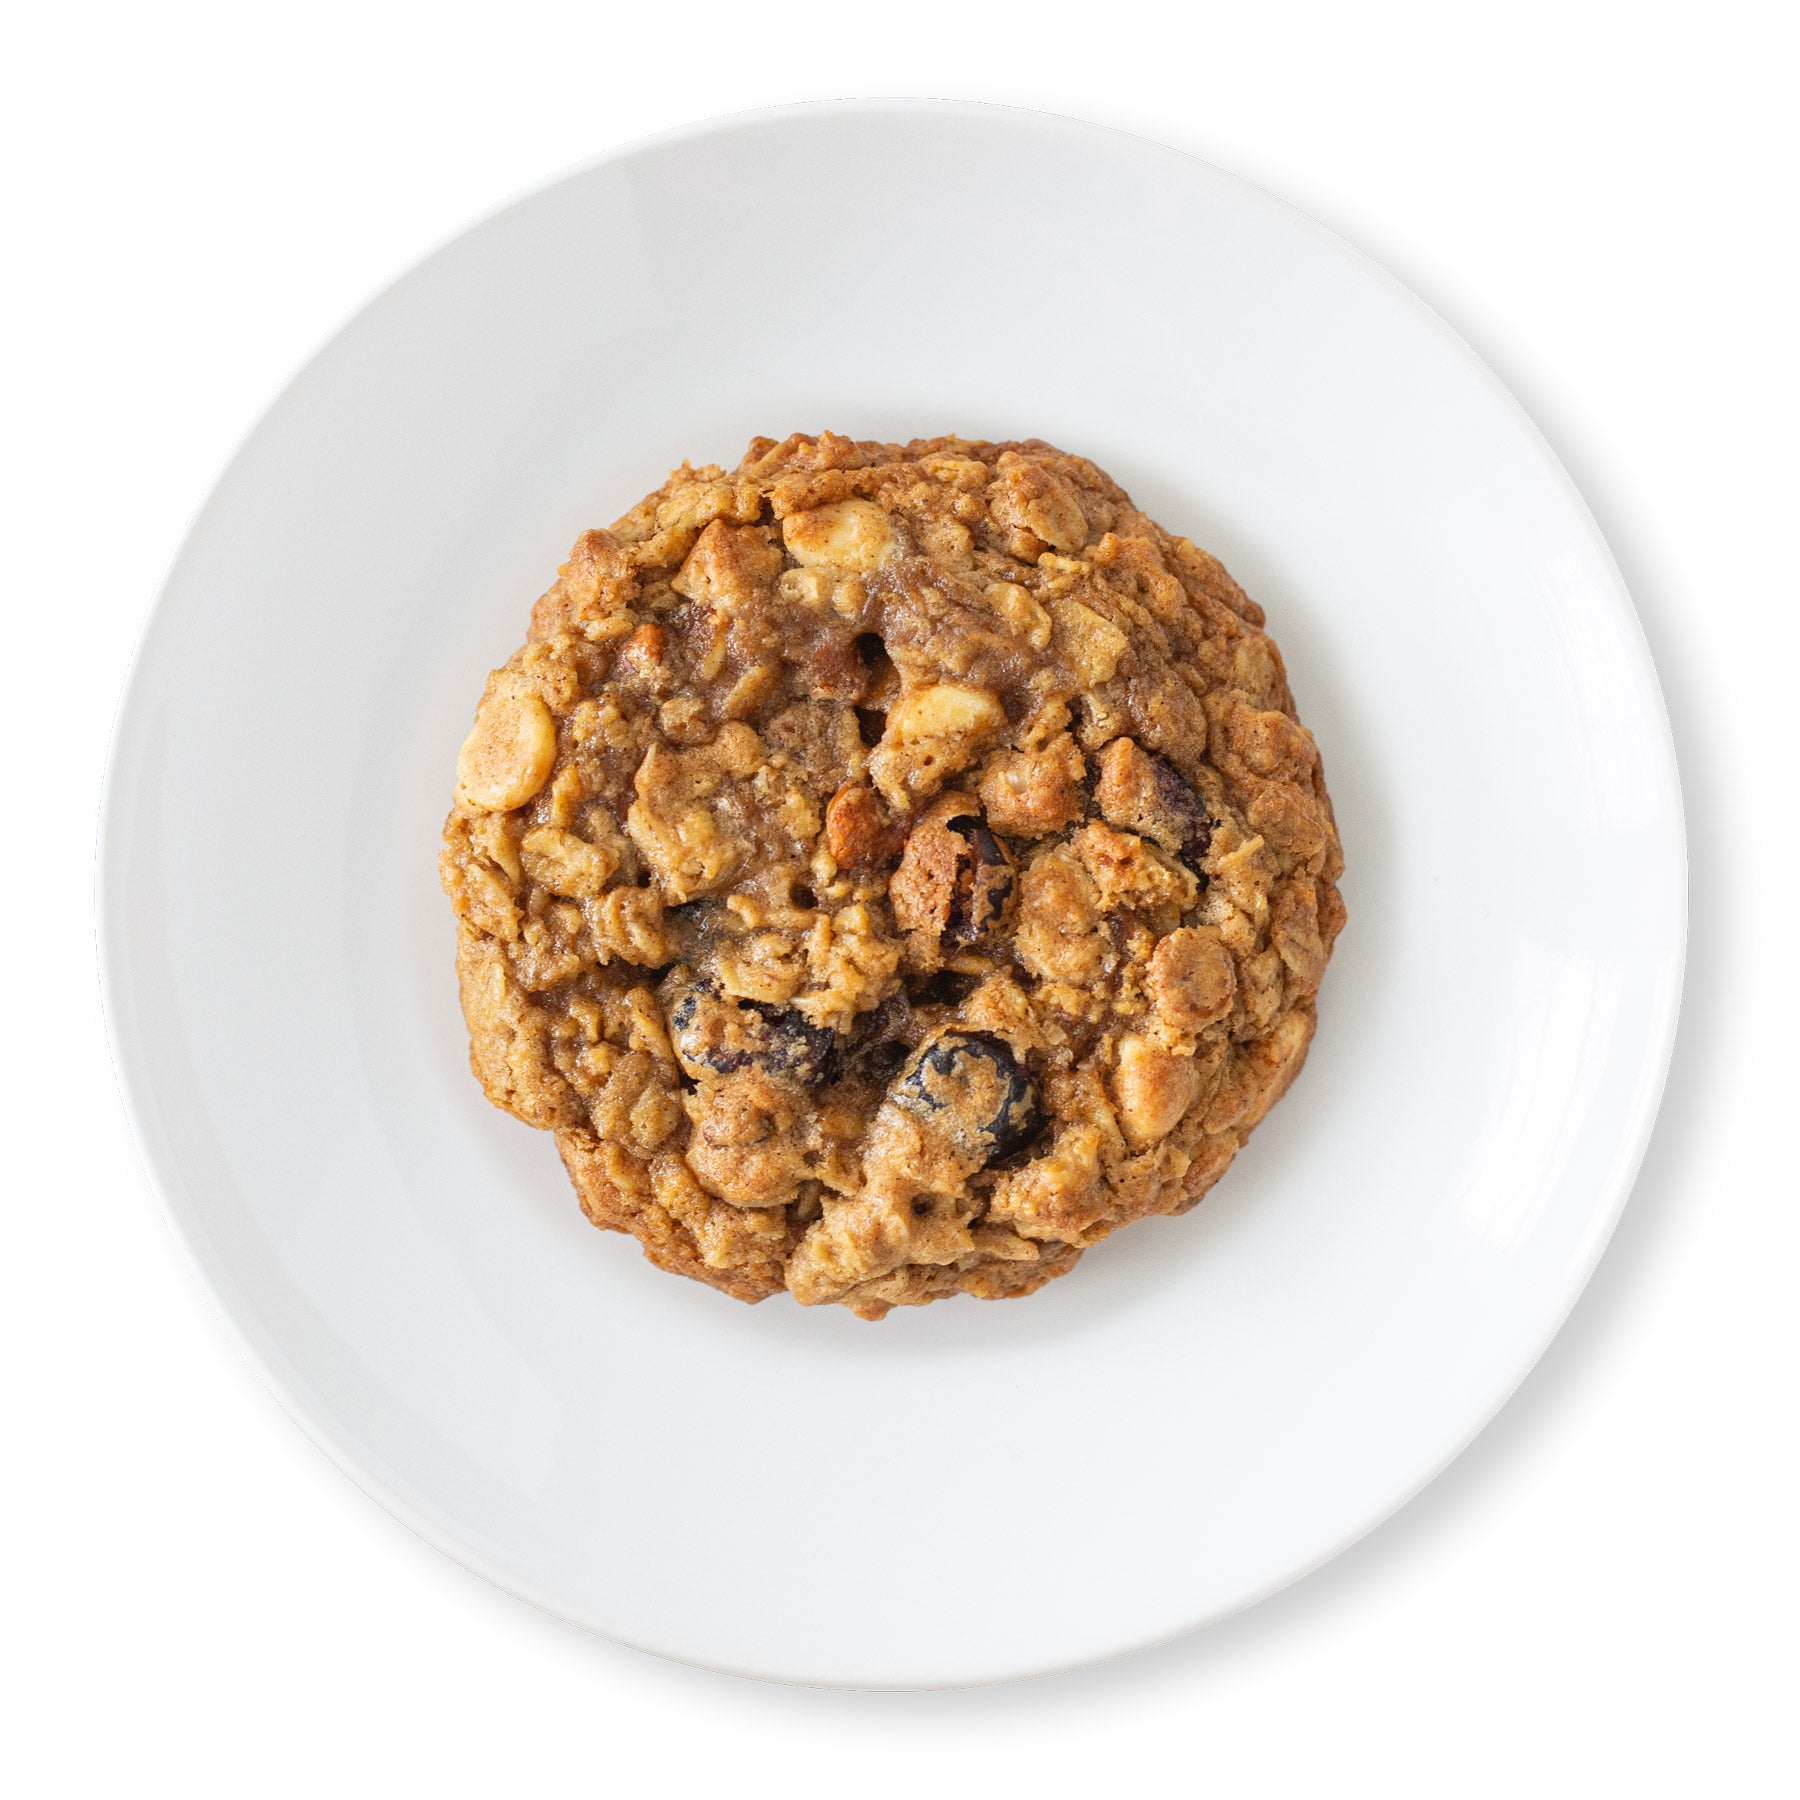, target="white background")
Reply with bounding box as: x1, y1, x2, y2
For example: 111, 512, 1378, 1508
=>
3, 1, 1795, 1793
